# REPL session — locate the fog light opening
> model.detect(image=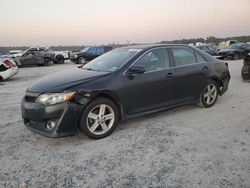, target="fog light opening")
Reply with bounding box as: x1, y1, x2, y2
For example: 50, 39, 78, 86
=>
47, 121, 56, 130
